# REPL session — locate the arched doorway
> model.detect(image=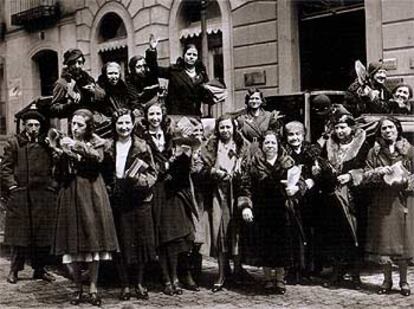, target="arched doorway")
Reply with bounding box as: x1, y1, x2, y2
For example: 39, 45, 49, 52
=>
96, 12, 128, 78
32, 50, 58, 96
170, 0, 233, 116
177, 0, 223, 117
